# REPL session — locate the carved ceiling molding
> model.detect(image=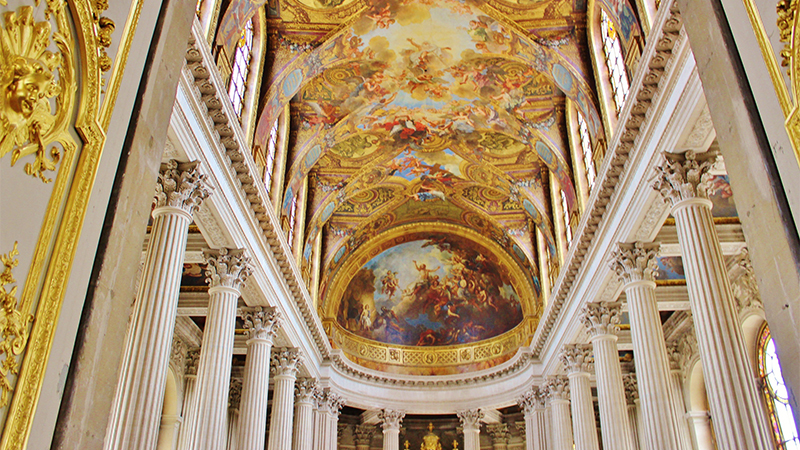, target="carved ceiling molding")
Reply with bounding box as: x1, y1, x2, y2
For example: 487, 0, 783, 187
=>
530, 0, 684, 360
184, 21, 331, 360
